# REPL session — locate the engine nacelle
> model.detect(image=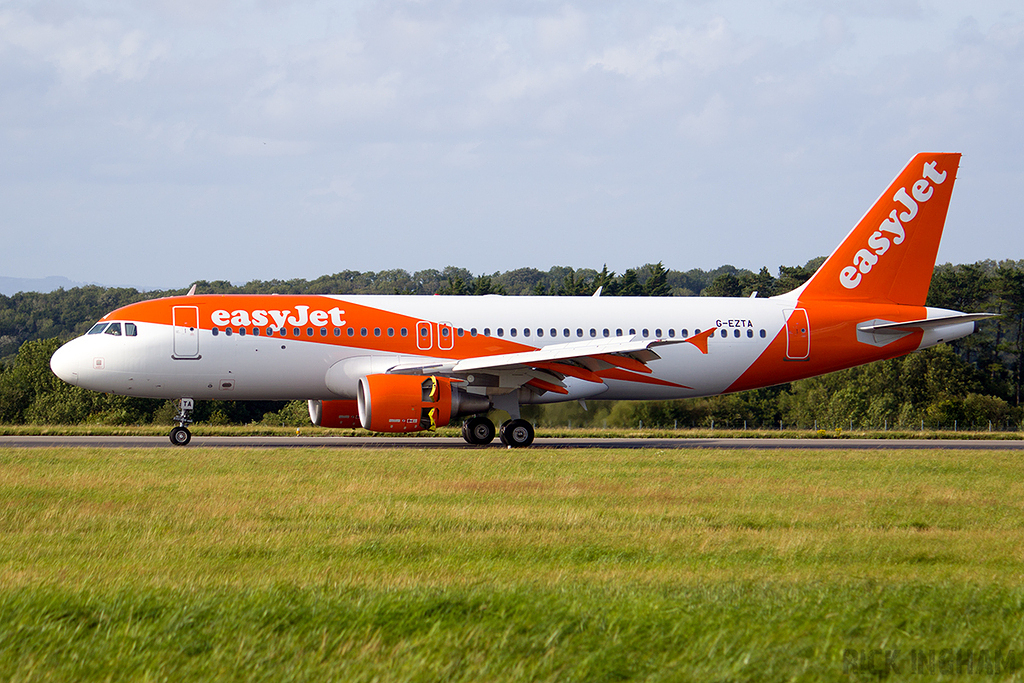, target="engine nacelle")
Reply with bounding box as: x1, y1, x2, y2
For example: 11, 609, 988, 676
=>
308, 399, 362, 428
357, 374, 491, 433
